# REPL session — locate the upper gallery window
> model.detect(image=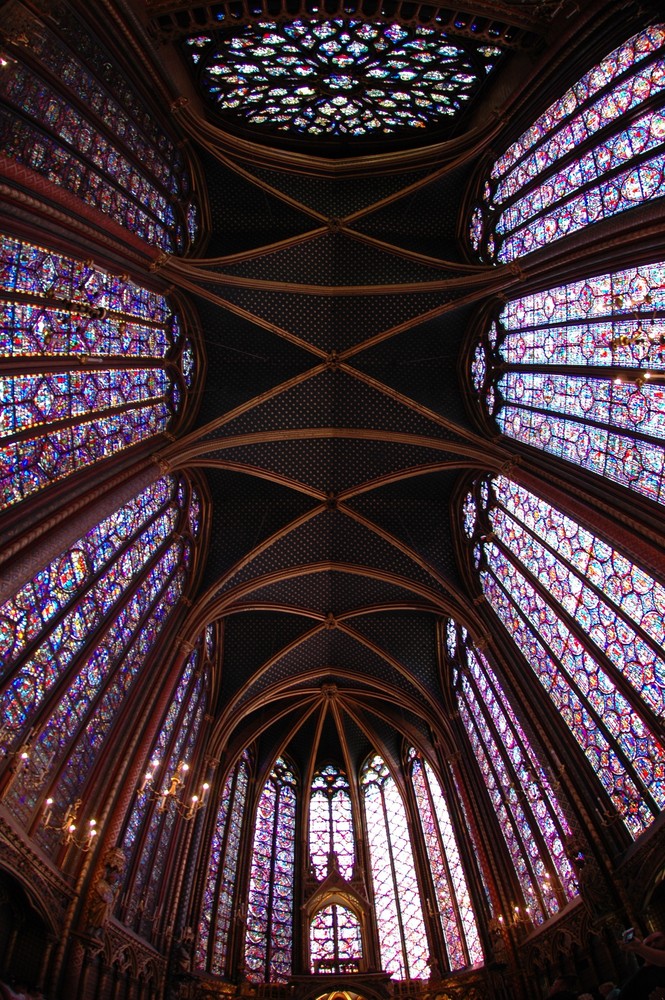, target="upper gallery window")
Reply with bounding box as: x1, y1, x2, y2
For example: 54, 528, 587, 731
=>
245, 757, 297, 983
185, 20, 502, 138
0, 5, 197, 250
446, 621, 577, 925
0, 473, 201, 848
360, 753, 428, 980
463, 475, 665, 841
119, 632, 211, 937
469, 26, 665, 262
197, 750, 251, 975
471, 262, 665, 505
0, 235, 194, 511
309, 763, 355, 880
407, 748, 484, 969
